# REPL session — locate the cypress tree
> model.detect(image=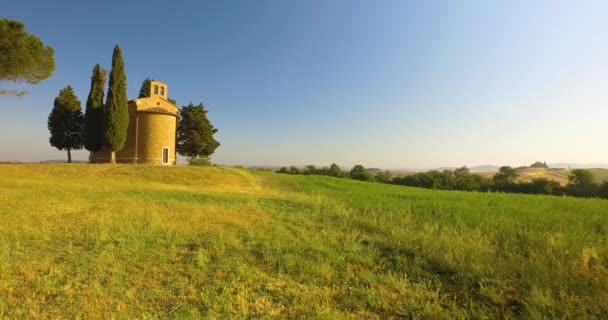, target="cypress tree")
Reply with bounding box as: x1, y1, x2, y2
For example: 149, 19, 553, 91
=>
48, 85, 84, 163
138, 78, 152, 98
104, 45, 129, 163
84, 64, 106, 152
